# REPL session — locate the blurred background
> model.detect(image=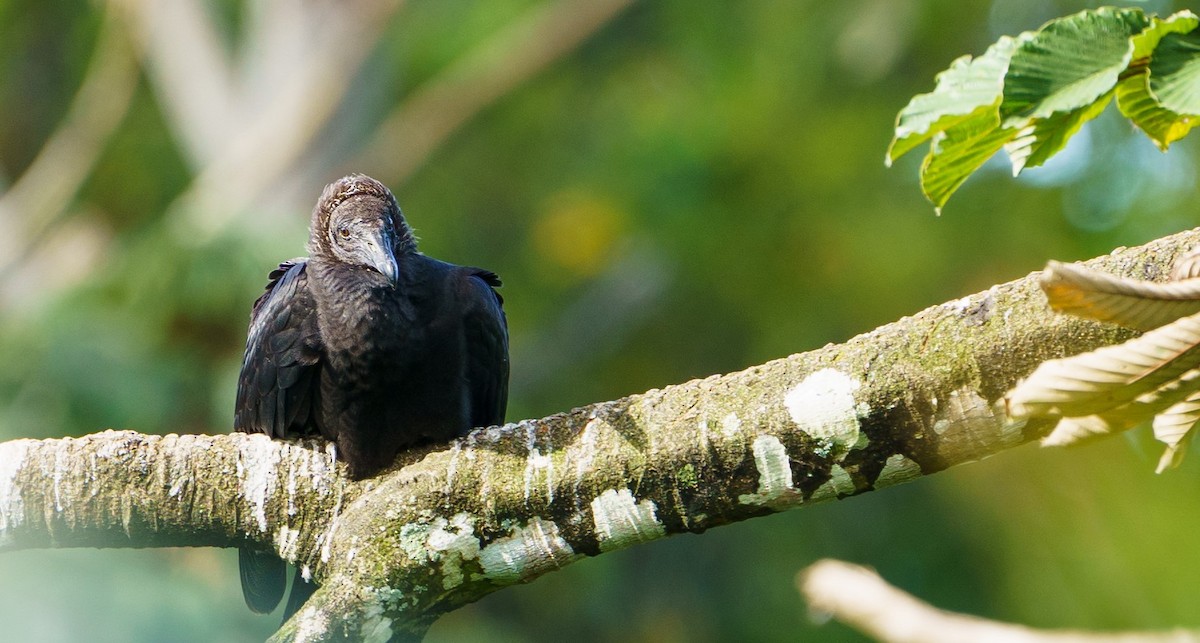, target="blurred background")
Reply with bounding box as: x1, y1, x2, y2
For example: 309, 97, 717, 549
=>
0, 0, 1197, 641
